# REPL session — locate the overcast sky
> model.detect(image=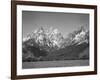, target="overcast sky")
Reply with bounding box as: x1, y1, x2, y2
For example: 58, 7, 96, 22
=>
22, 11, 89, 38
